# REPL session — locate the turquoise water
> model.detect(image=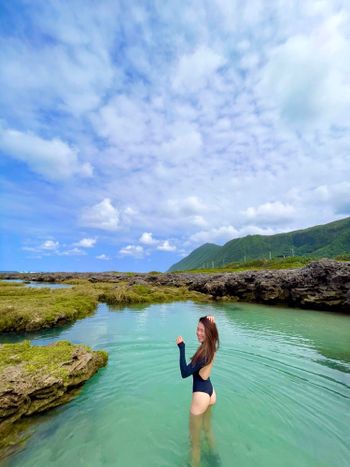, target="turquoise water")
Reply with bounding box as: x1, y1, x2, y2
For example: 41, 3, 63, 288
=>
0, 280, 71, 289
26, 282, 71, 289
2, 301, 350, 467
